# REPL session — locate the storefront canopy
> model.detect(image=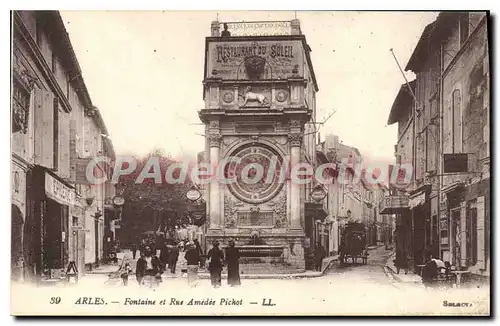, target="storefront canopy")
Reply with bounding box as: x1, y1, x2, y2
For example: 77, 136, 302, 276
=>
409, 192, 426, 209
